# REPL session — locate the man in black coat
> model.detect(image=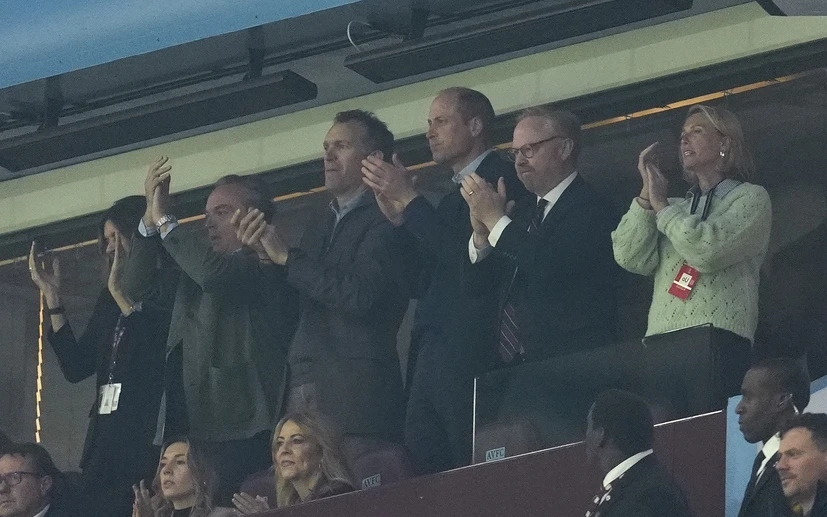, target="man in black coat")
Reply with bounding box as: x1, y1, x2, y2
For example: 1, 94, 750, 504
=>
461, 107, 617, 365
584, 389, 692, 517
361, 87, 528, 474
236, 110, 412, 465
736, 358, 811, 517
